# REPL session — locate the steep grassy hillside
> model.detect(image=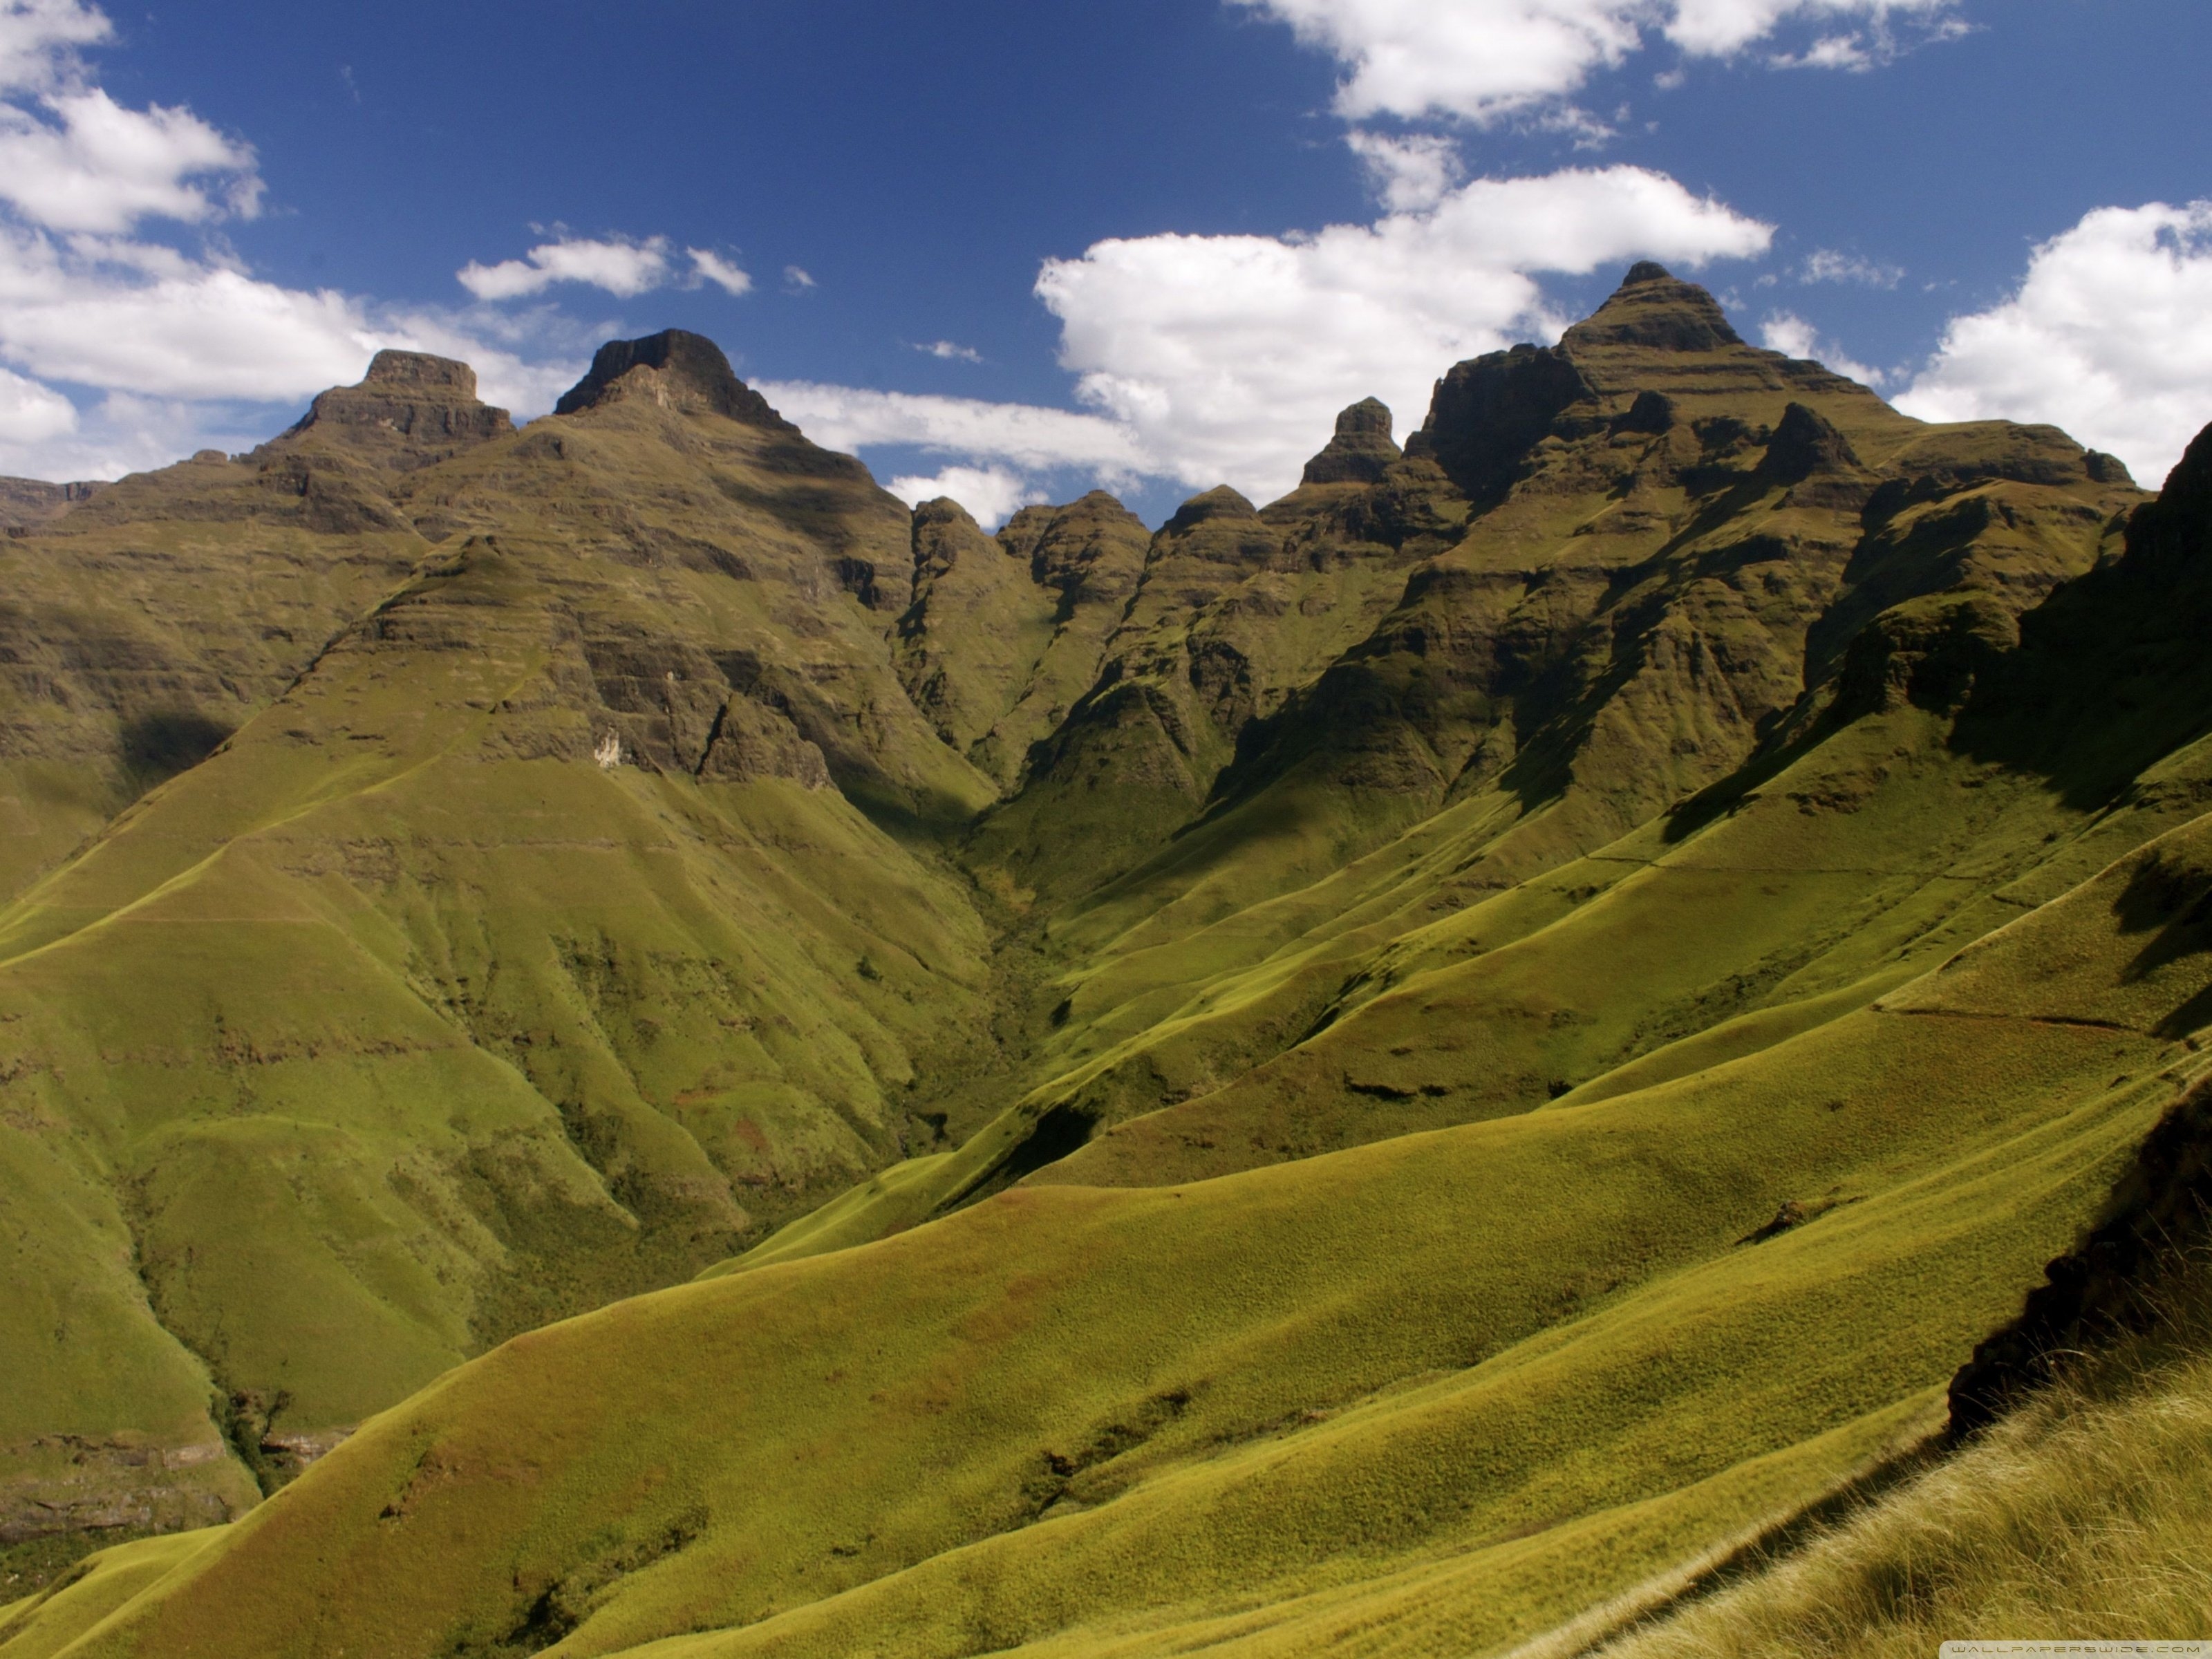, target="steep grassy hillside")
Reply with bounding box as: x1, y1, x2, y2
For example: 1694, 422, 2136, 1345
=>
1, 265, 2206, 1658
0, 335, 1016, 1536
